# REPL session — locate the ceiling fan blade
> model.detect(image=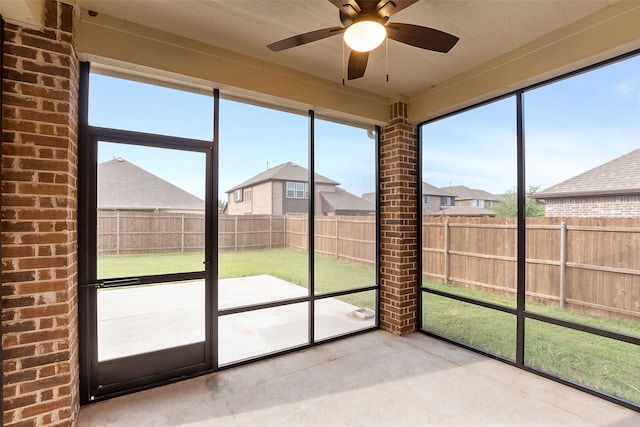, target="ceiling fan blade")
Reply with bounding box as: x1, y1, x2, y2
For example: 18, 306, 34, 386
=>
375, 0, 419, 18
267, 26, 345, 52
348, 51, 369, 80
386, 22, 459, 53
